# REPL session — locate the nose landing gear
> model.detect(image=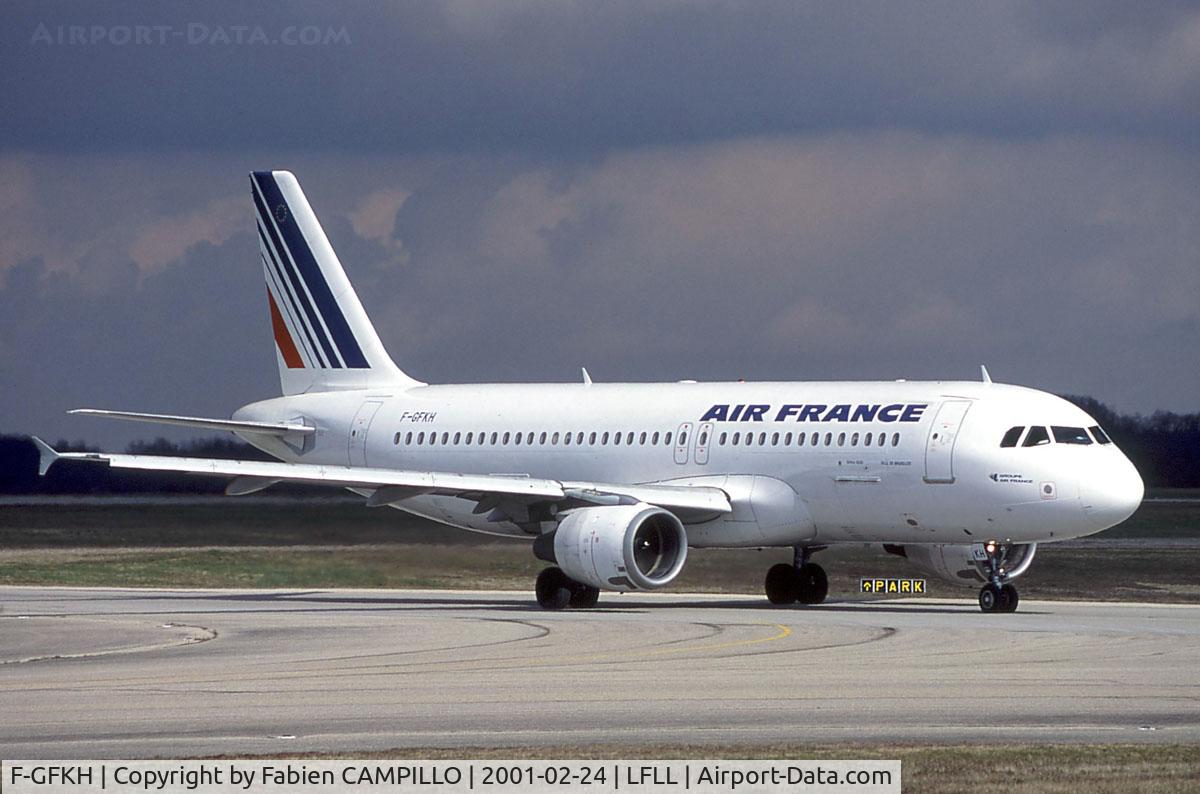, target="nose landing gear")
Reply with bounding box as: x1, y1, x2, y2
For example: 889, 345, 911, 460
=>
978, 540, 1020, 613
764, 547, 828, 606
